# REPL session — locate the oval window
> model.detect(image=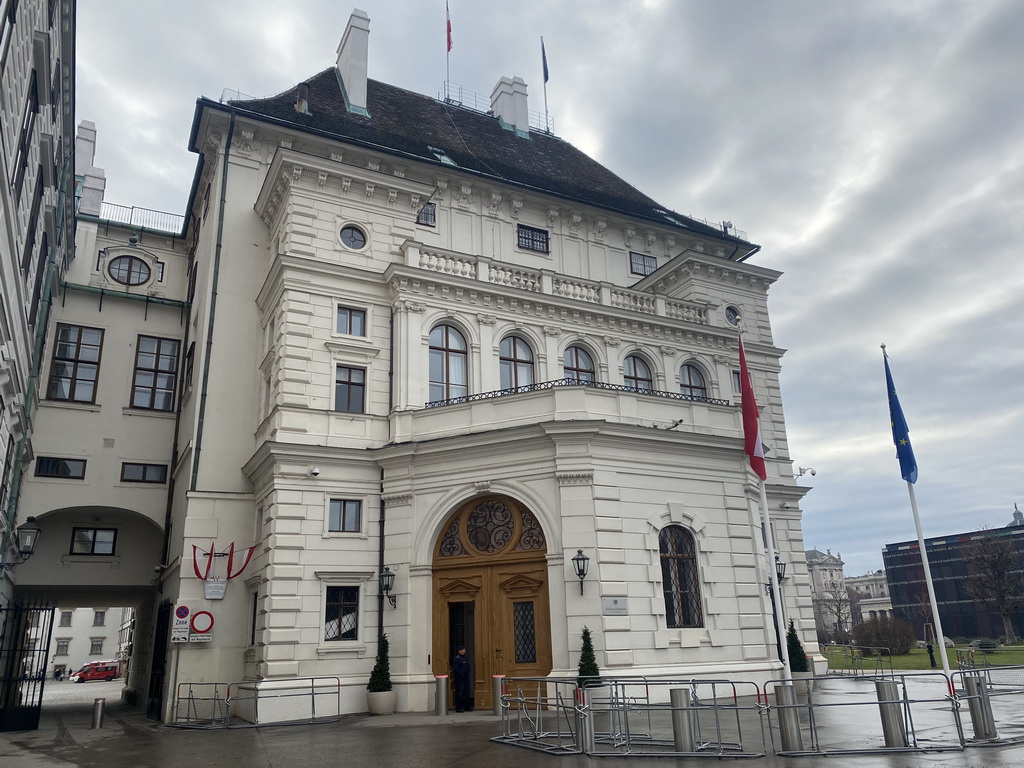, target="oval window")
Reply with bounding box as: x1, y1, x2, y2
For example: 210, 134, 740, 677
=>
108, 255, 151, 286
